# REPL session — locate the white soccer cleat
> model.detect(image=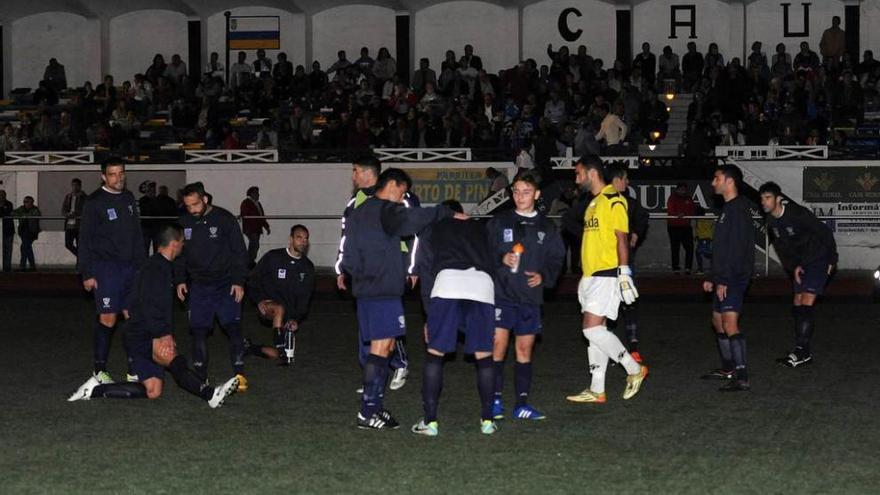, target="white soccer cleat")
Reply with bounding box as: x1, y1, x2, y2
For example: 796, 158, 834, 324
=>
92, 370, 114, 384
389, 367, 409, 391
68, 376, 101, 402
208, 376, 239, 409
